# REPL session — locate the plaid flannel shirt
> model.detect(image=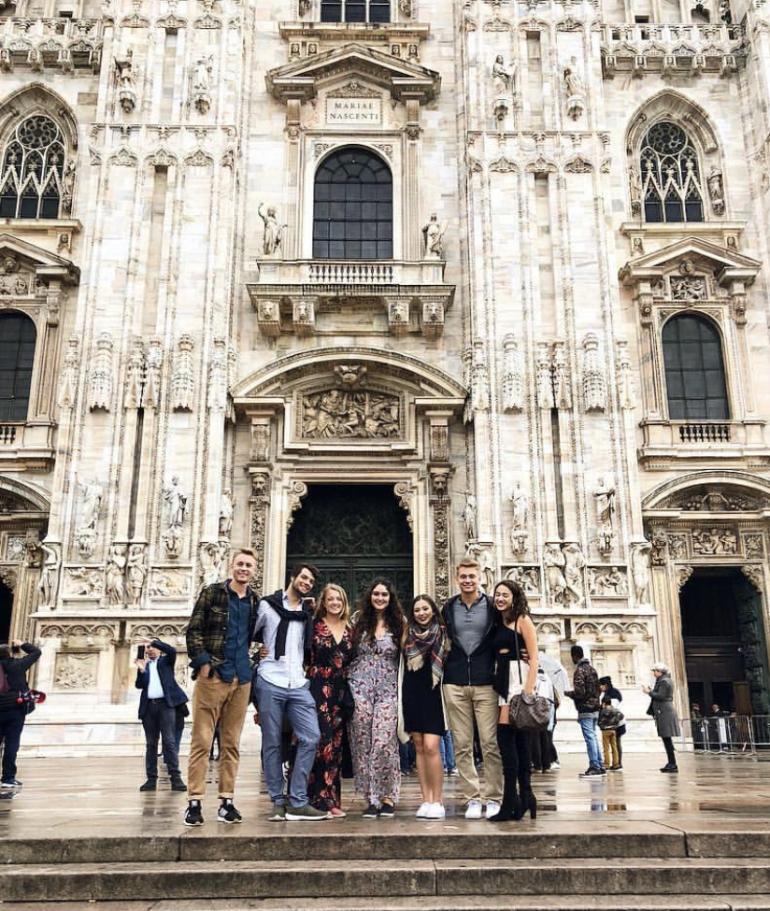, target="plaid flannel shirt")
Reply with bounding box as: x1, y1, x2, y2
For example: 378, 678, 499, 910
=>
185, 582, 259, 677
